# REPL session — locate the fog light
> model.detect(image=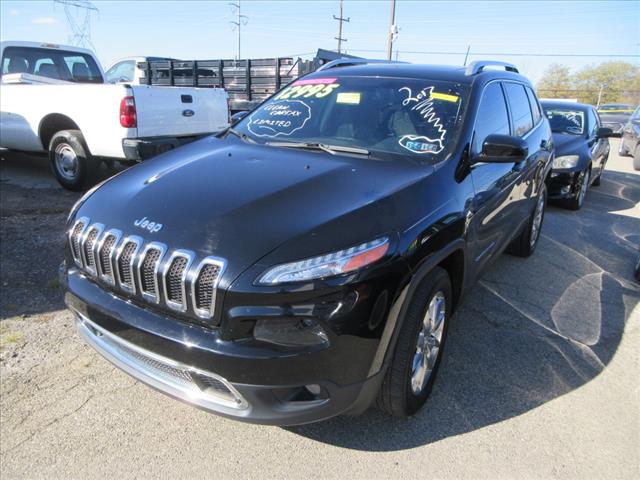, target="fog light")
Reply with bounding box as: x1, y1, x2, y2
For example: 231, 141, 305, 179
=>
305, 384, 321, 395
253, 318, 329, 347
